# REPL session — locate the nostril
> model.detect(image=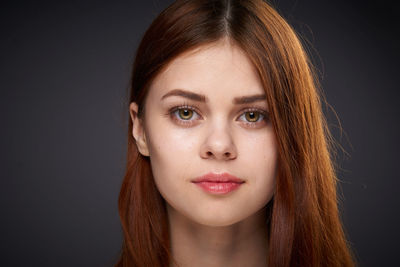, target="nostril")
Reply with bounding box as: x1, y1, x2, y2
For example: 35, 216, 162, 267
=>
202, 149, 236, 159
